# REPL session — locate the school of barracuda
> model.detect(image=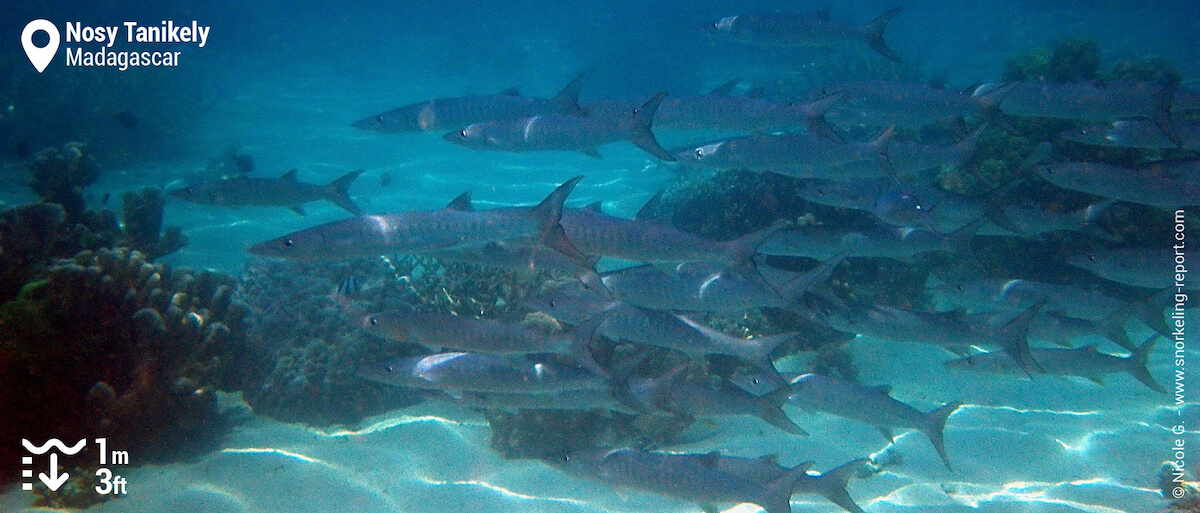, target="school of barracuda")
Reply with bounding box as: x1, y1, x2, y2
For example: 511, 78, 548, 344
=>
166, 6, 1197, 513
